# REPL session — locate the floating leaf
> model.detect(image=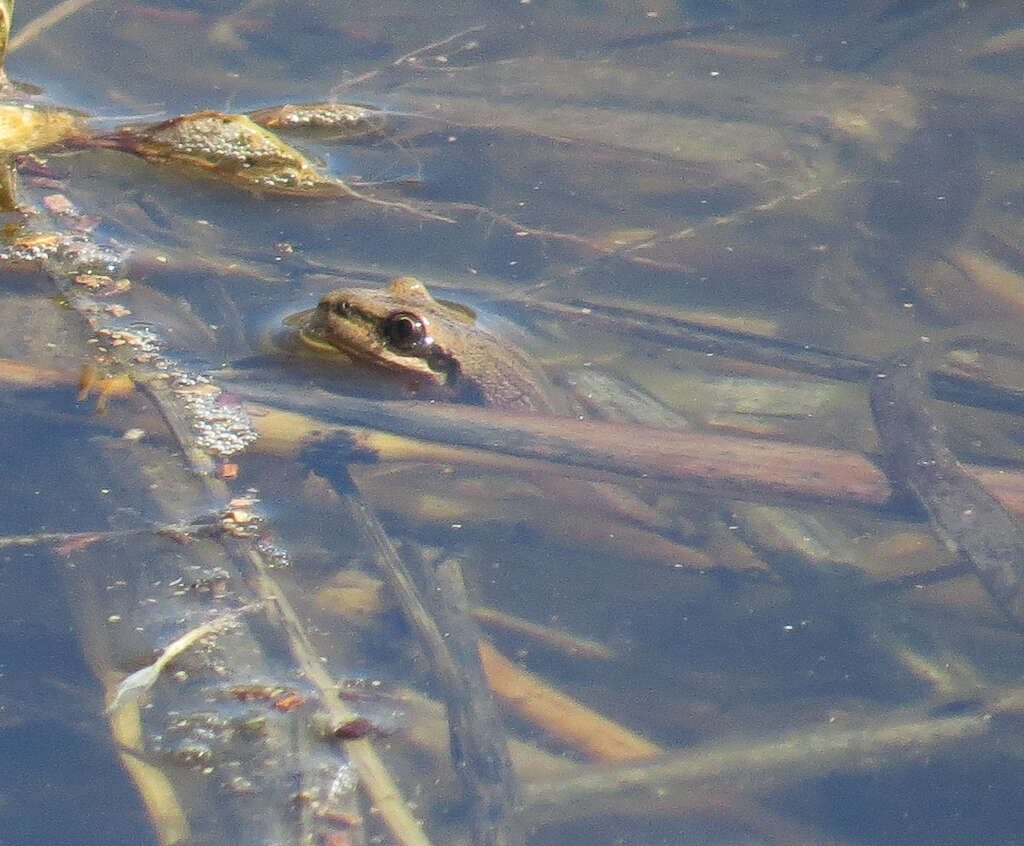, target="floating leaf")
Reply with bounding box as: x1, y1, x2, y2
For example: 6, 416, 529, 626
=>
0, 104, 80, 153
114, 110, 344, 195
248, 102, 387, 140
115, 109, 454, 220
